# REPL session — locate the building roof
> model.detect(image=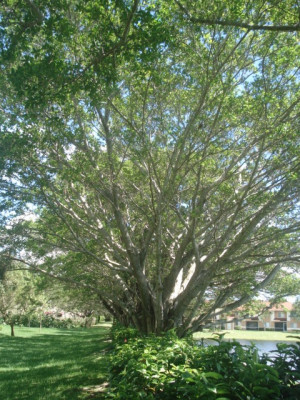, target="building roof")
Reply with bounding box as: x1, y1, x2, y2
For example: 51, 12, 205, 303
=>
268, 301, 294, 311
235, 301, 295, 312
